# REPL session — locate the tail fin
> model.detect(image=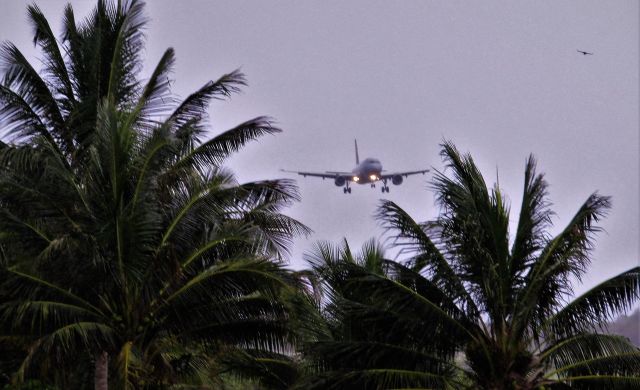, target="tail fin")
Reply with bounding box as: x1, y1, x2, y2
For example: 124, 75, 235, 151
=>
354, 139, 360, 165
